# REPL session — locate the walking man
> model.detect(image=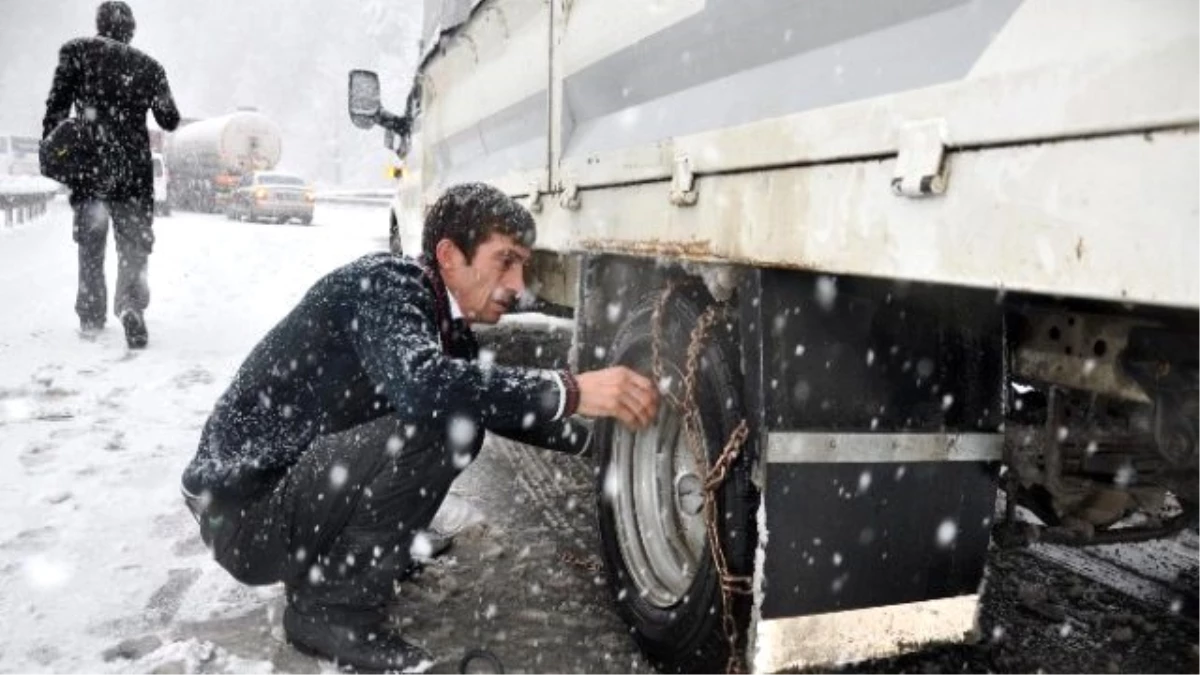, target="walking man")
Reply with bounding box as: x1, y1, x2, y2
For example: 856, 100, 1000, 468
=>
181, 183, 659, 671
42, 1, 180, 348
